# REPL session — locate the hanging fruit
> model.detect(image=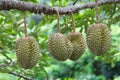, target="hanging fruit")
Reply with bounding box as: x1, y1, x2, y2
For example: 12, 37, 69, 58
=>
15, 11, 40, 69
86, 0, 111, 56
67, 13, 86, 61
48, 9, 73, 61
